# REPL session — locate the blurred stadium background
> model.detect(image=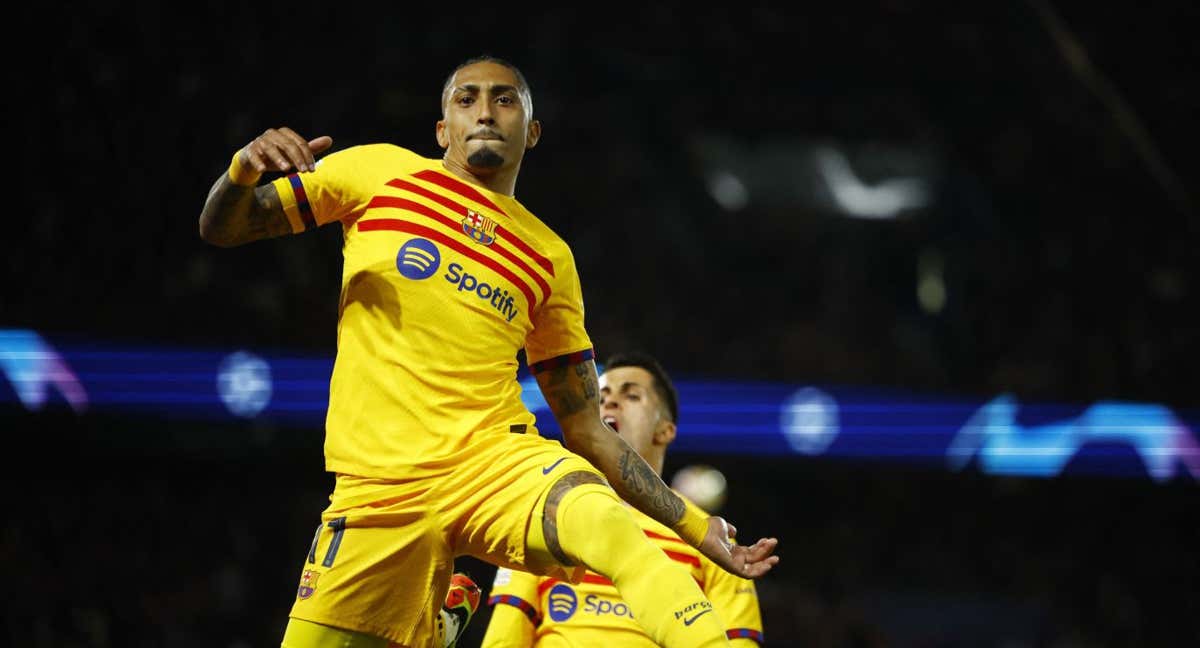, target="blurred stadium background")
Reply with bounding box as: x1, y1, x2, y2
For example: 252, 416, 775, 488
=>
5, 2, 1198, 646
